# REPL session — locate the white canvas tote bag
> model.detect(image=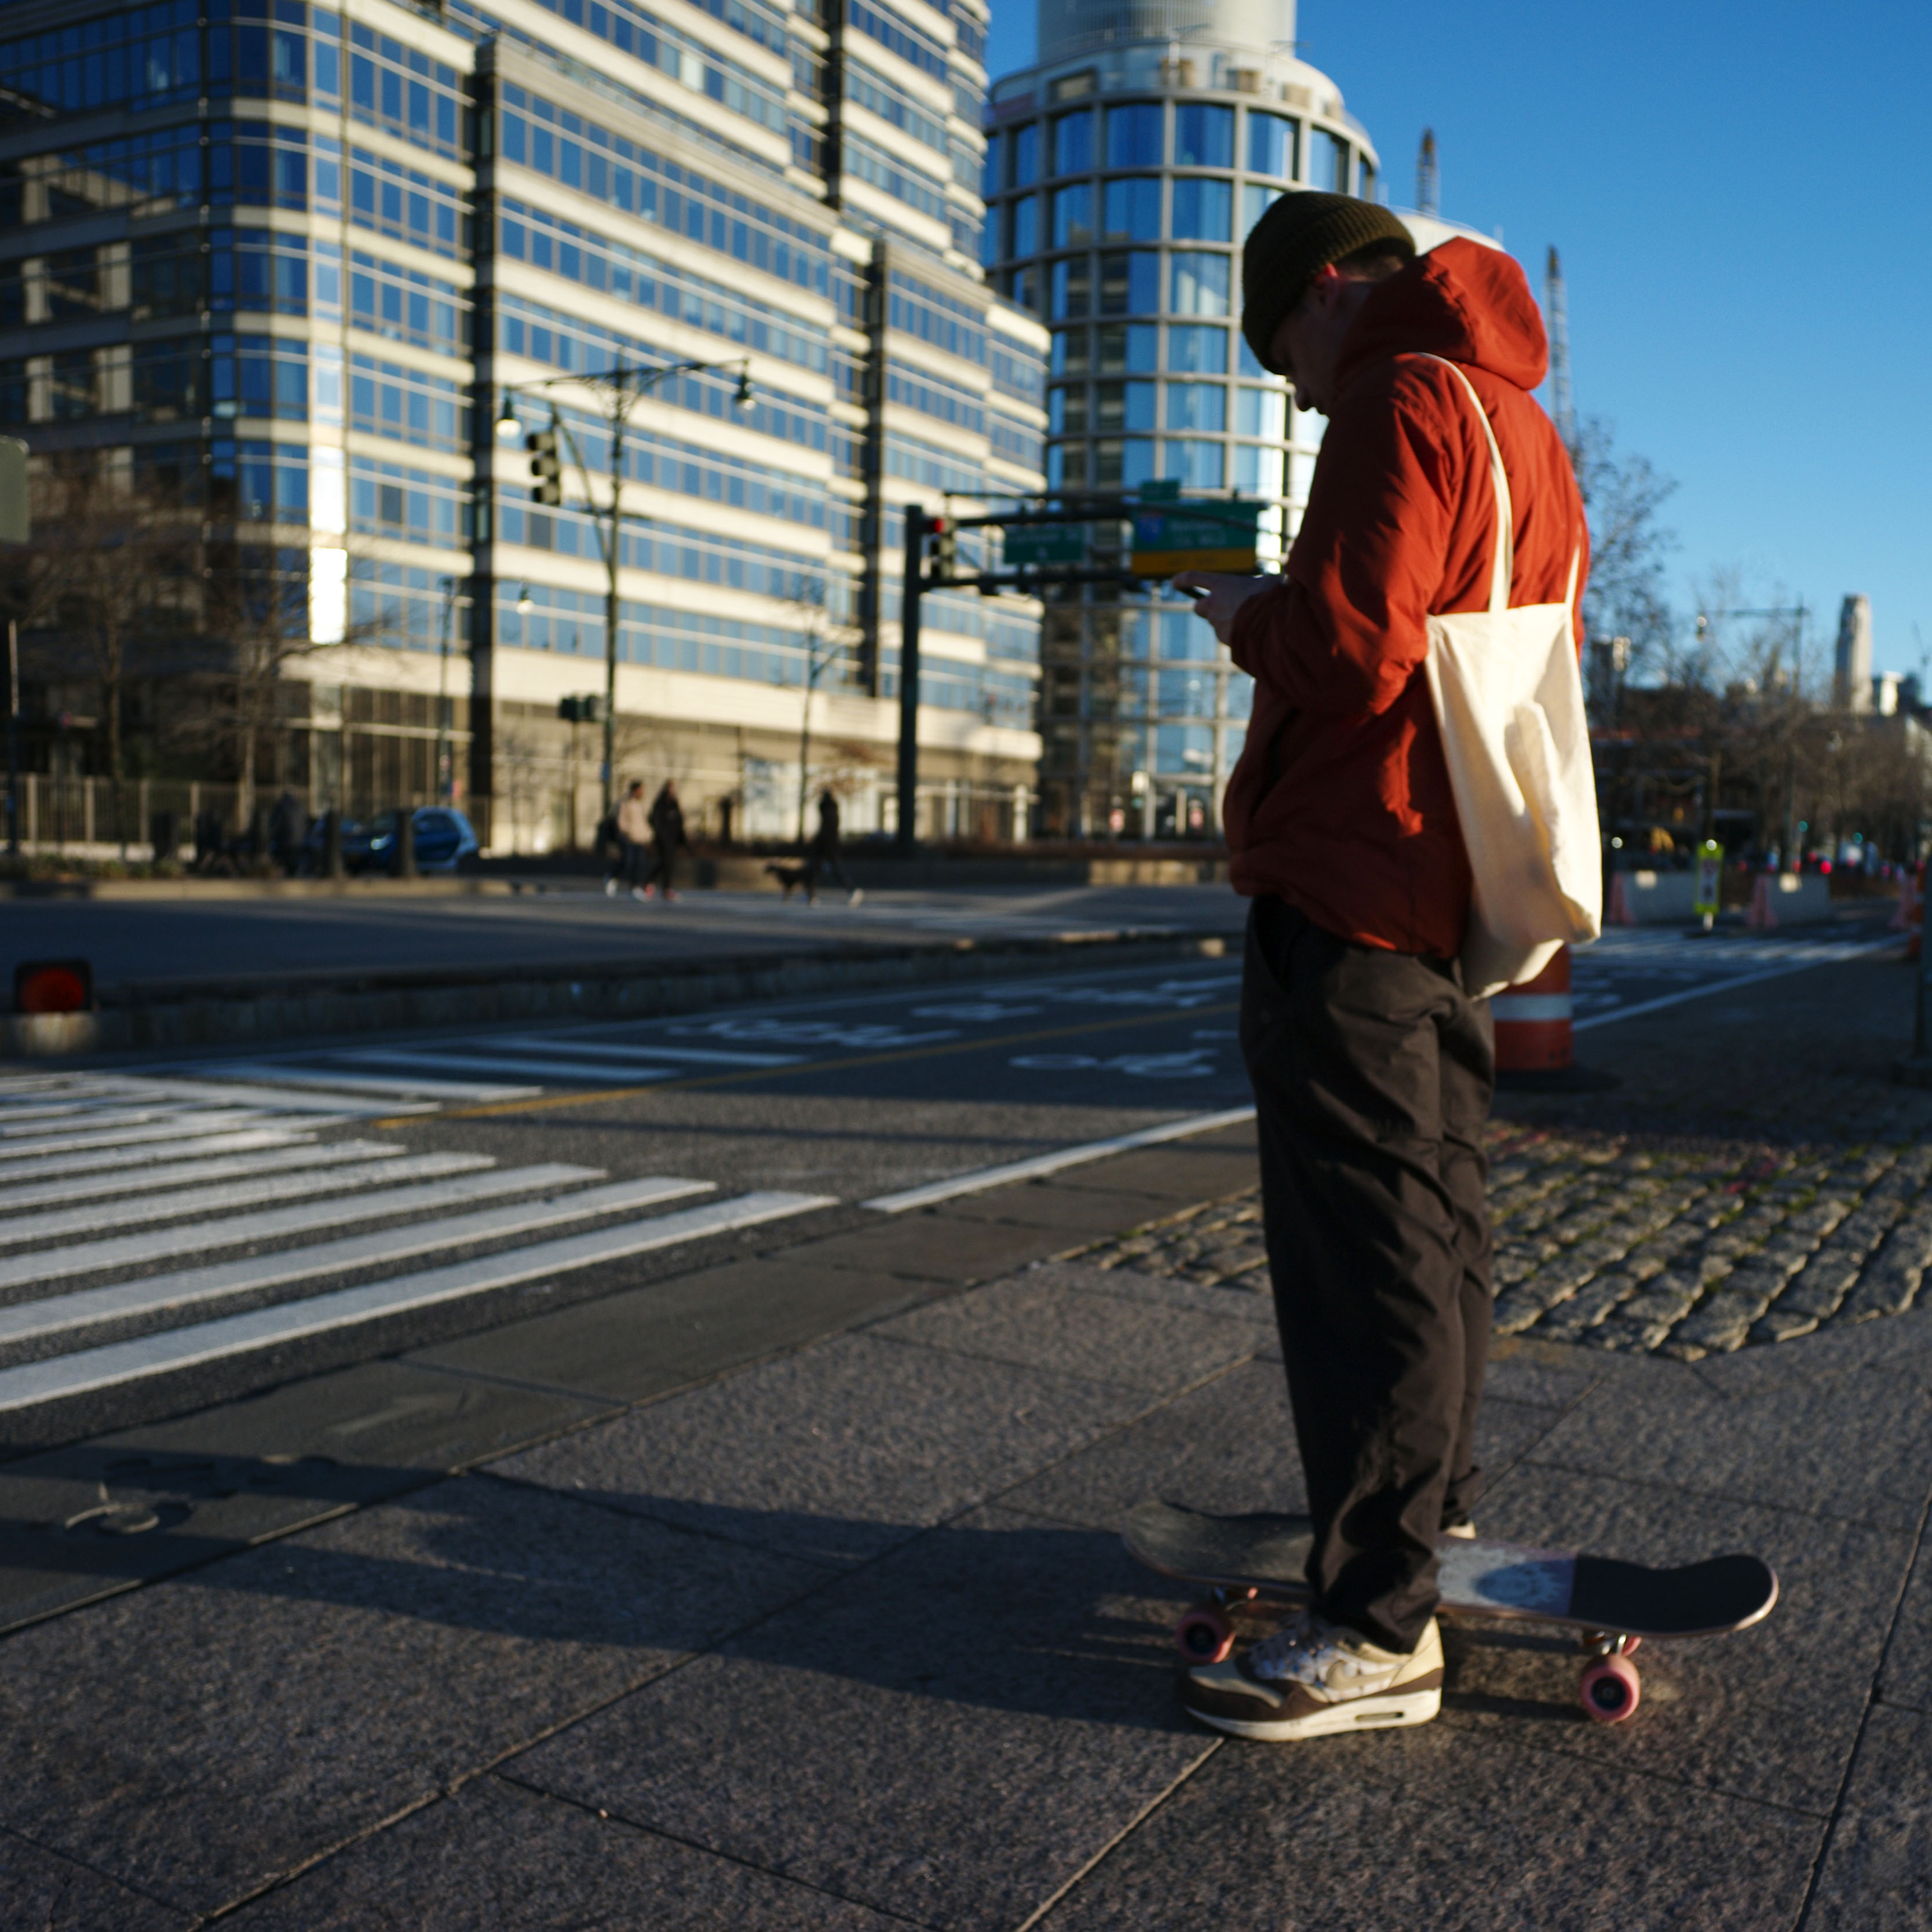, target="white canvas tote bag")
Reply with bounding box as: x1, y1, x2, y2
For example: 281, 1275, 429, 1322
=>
1419, 356, 1601, 998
